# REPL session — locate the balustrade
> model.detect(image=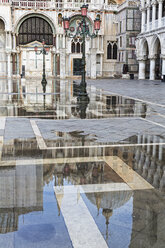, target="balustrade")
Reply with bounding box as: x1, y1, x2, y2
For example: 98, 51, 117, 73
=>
0, 0, 118, 11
